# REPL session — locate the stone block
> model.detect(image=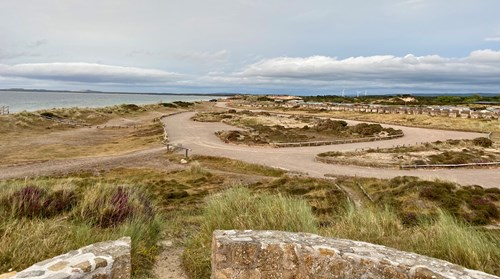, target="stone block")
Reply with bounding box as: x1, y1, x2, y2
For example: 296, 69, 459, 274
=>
211, 230, 500, 279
